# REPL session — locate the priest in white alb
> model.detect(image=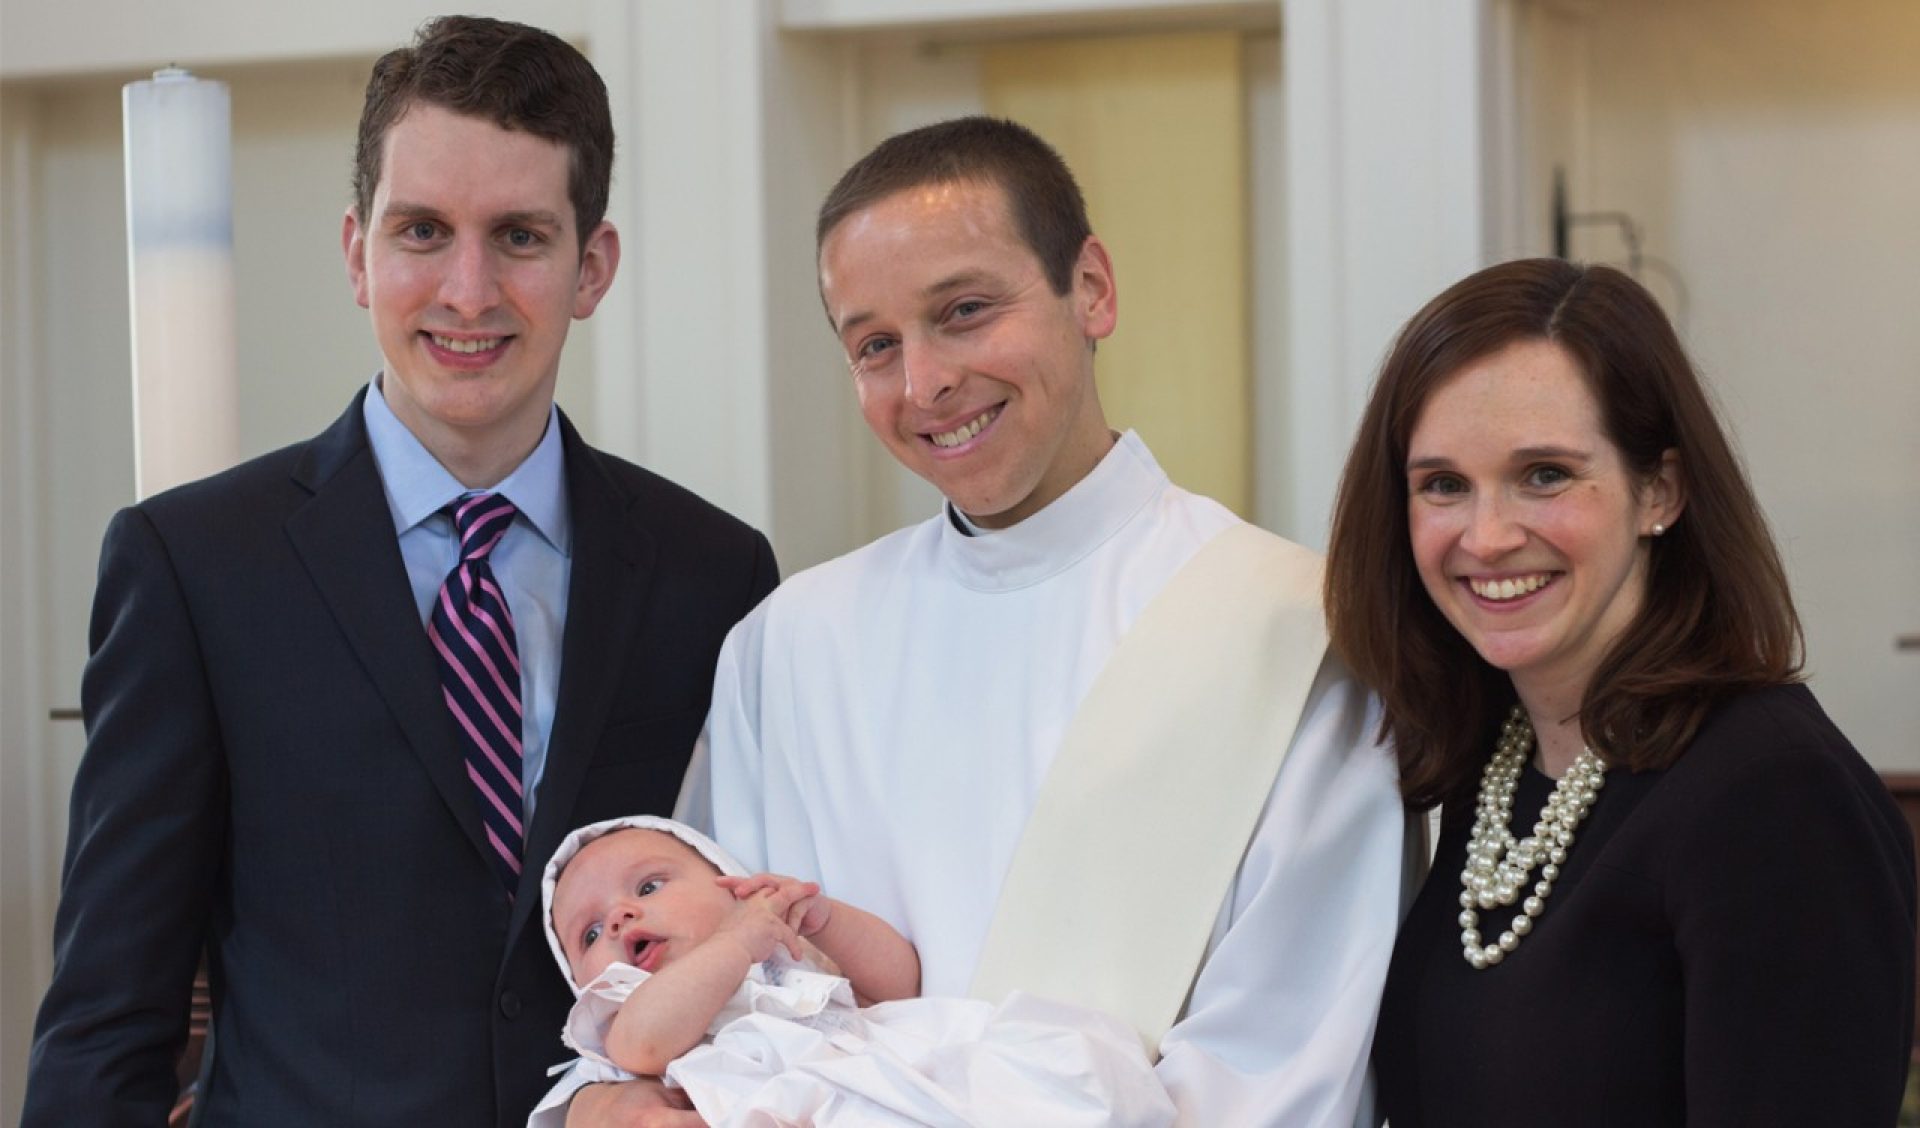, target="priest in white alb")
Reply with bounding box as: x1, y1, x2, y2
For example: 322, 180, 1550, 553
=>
575, 117, 1412, 1128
